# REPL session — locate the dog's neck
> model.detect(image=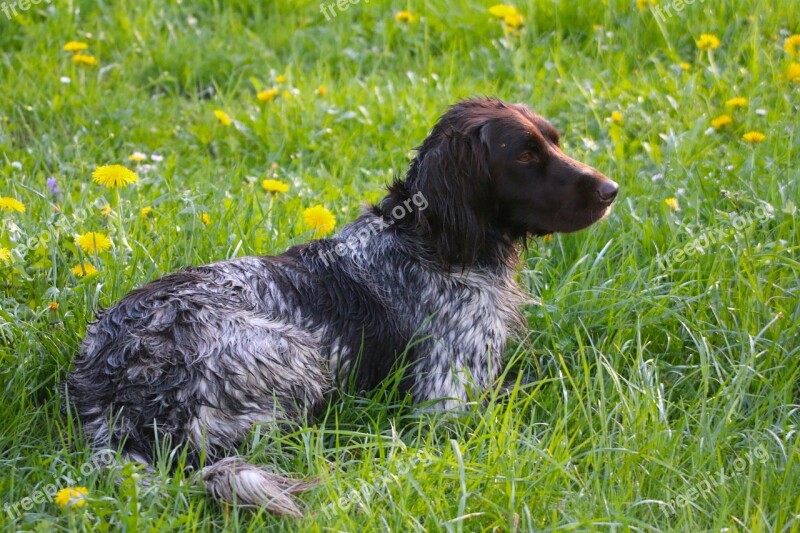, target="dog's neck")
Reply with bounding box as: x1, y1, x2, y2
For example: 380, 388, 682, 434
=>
373, 179, 520, 273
